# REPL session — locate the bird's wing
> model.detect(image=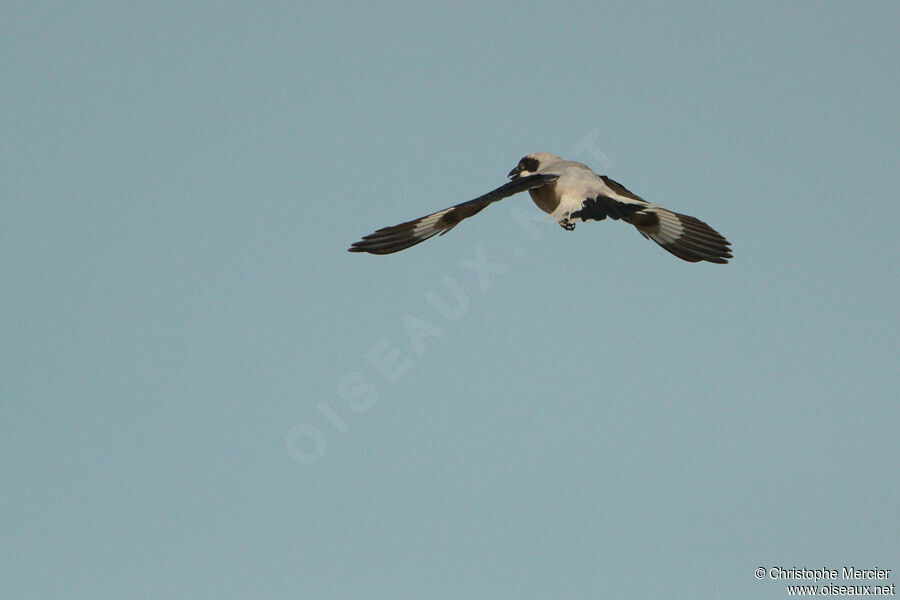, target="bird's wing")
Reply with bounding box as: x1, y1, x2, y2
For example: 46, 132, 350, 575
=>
575, 176, 732, 264
628, 207, 732, 263
348, 173, 558, 255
